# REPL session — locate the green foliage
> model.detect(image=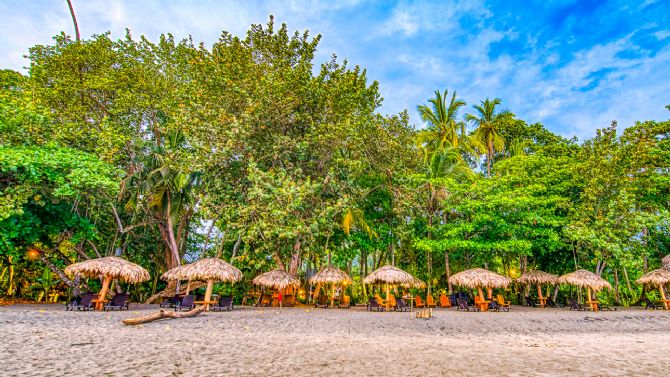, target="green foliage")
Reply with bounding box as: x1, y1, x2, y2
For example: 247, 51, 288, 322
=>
0, 17, 668, 307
